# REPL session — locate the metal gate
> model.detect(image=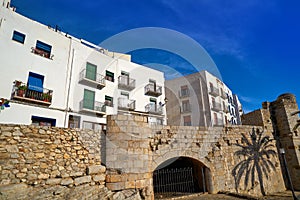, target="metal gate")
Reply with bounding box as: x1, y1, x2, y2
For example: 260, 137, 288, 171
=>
153, 167, 196, 196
